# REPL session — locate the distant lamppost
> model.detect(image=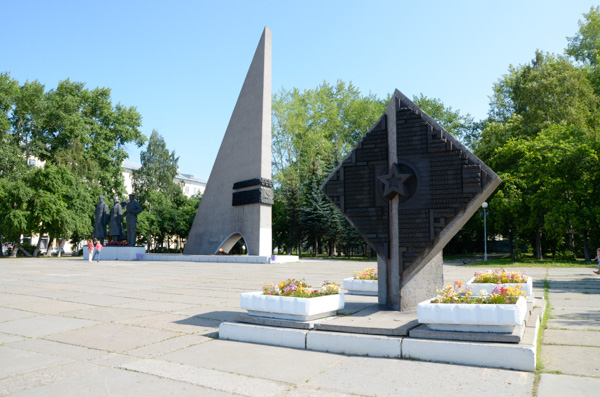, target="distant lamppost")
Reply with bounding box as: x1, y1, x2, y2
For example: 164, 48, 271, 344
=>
482, 202, 488, 261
